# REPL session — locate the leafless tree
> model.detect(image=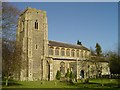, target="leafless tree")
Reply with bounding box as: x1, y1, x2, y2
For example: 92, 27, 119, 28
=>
2, 3, 21, 86
2, 39, 22, 86
2, 2, 20, 40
